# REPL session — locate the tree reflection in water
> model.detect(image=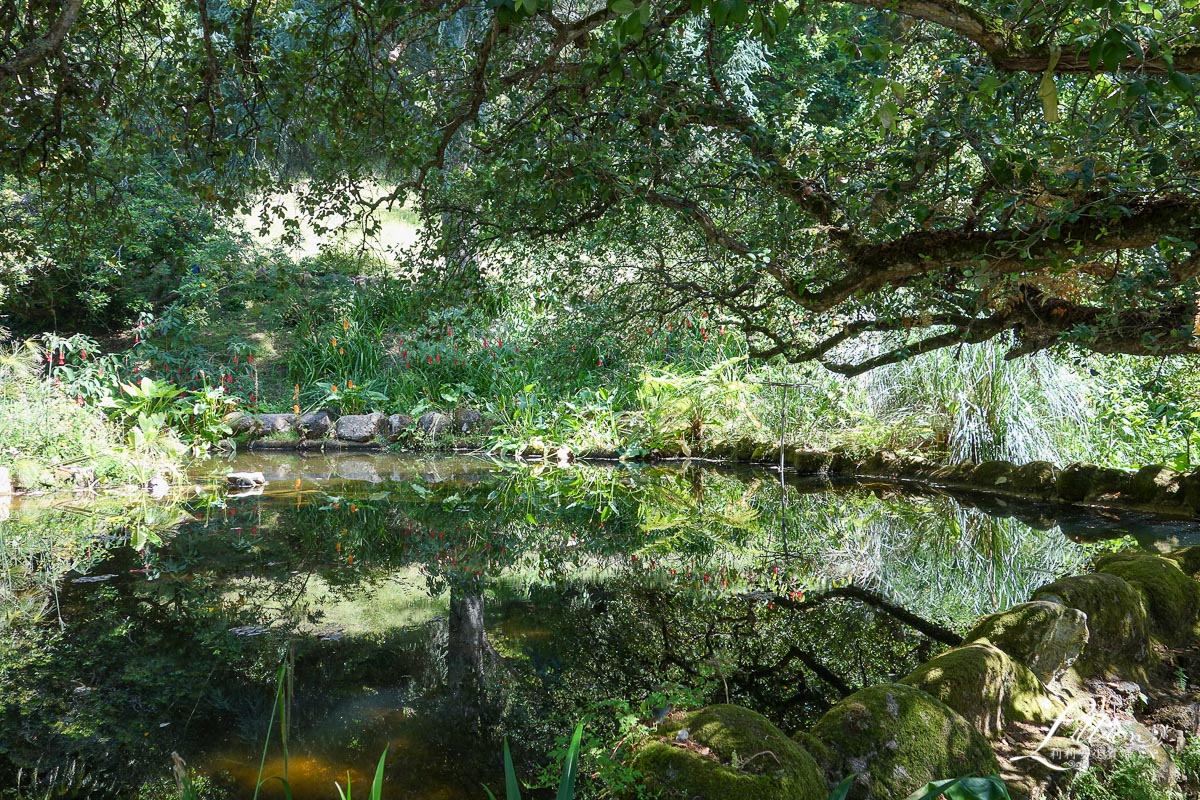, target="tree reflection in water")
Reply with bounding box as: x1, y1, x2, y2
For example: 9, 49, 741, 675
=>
0, 454, 1141, 798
